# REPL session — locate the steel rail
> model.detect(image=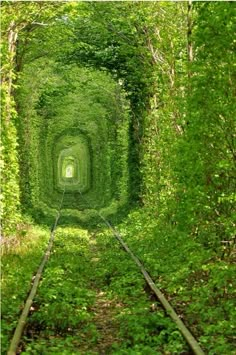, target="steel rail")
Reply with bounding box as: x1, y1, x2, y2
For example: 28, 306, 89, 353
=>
7, 187, 66, 355
78, 191, 205, 355
102, 219, 205, 355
